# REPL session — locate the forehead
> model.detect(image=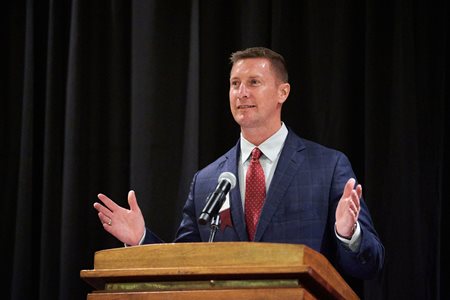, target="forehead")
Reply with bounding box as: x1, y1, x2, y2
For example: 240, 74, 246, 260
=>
230, 58, 273, 78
